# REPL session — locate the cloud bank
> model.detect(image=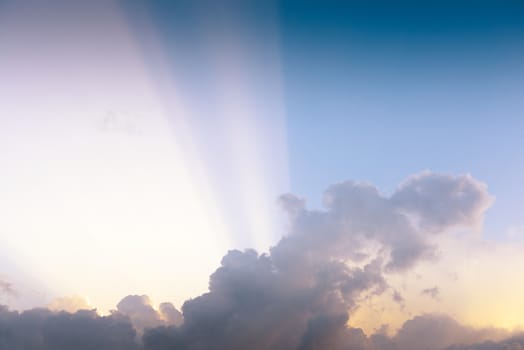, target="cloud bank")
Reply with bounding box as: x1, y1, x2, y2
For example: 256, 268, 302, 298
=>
1, 172, 510, 350
0, 307, 138, 350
